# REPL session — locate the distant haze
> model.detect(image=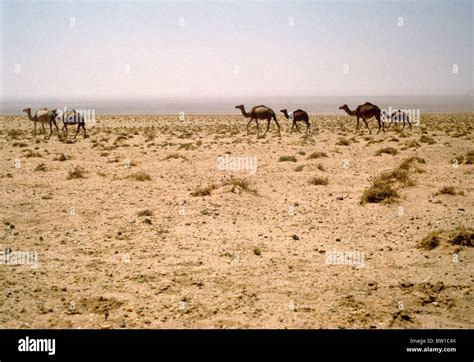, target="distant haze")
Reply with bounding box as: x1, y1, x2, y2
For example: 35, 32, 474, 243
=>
0, 95, 471, 115
0, 0, 472, 110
